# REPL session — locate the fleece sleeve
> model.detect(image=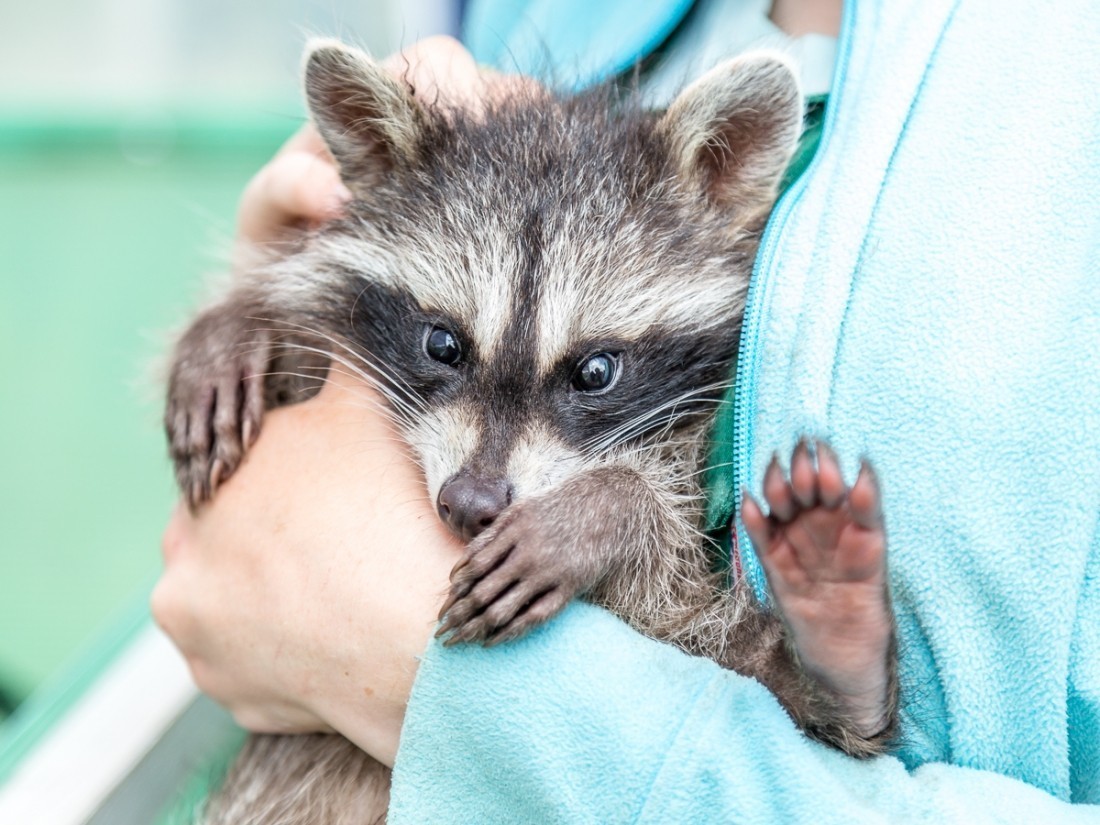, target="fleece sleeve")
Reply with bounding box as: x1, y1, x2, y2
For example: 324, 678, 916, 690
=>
389, 602, 1100, 825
